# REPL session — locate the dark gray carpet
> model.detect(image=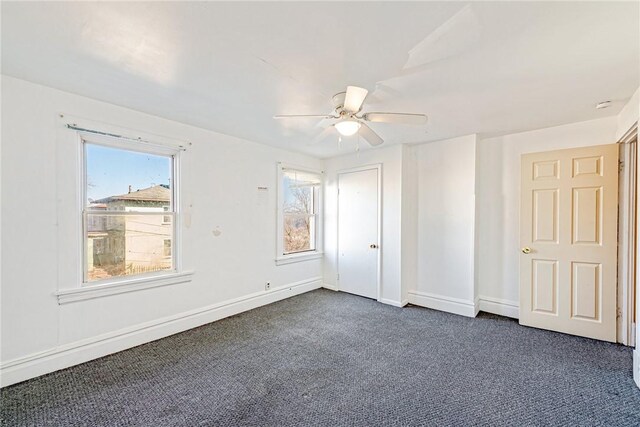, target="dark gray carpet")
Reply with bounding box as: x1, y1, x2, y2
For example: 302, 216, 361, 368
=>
1, 289, 639, 426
